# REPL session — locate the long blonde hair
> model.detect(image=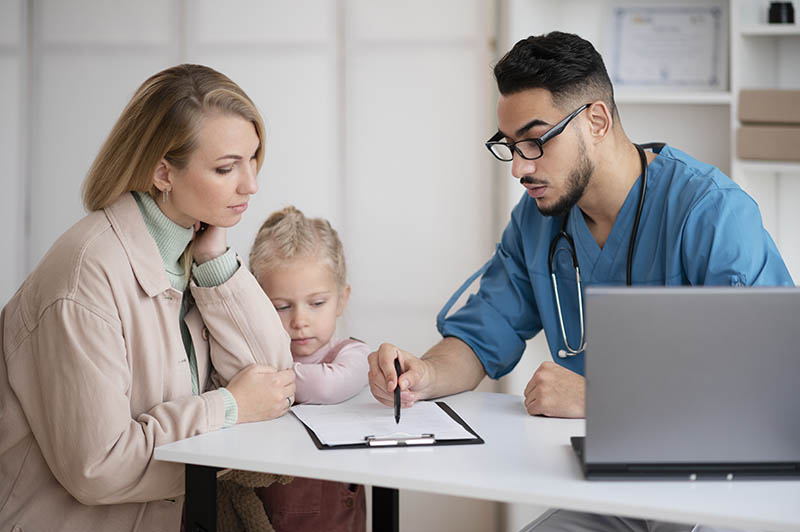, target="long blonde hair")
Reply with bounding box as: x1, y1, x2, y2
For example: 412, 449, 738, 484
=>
82, 64, 265, 211
250, 206, 347, 289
